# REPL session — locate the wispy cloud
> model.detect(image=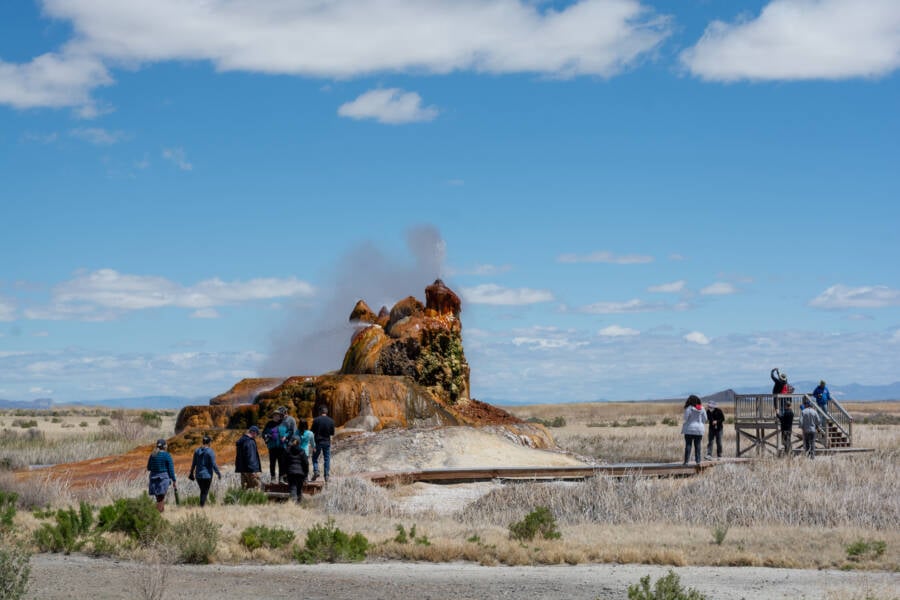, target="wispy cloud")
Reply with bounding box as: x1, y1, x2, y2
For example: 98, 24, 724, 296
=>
598, 325, 640, 337
0, 1, 671, 113
162, 147, 192, 171
578, 299, 666, 314
338, 88, 438, 124
809, 284, 900, 309
20, 131, 59, 144
447, 263, 512, 277
190, 308, 221, 319
648, 280, 686, 293
700, 282, 737, 296
684, 331, 710, 345
461, 284, 554, 306
557, 251, 654, 264
70, 127, 128, 145
681, 0, 900, 81
0, 298, 15, 321
23, 269, 316, 321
